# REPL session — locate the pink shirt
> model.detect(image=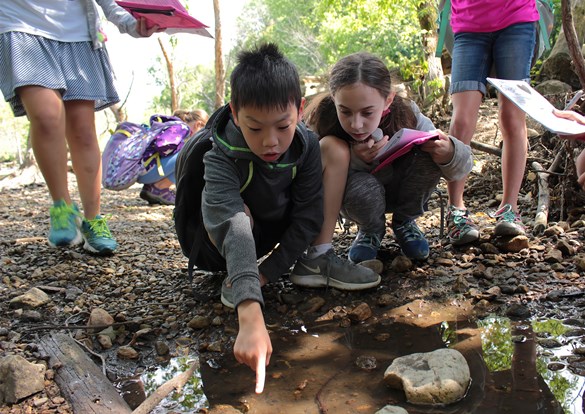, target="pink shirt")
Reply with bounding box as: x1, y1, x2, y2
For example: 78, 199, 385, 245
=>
450, 0, 540, 33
